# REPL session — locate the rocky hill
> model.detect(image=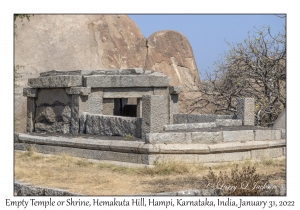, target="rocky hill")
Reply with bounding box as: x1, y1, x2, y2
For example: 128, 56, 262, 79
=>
14, 15, 201, 132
